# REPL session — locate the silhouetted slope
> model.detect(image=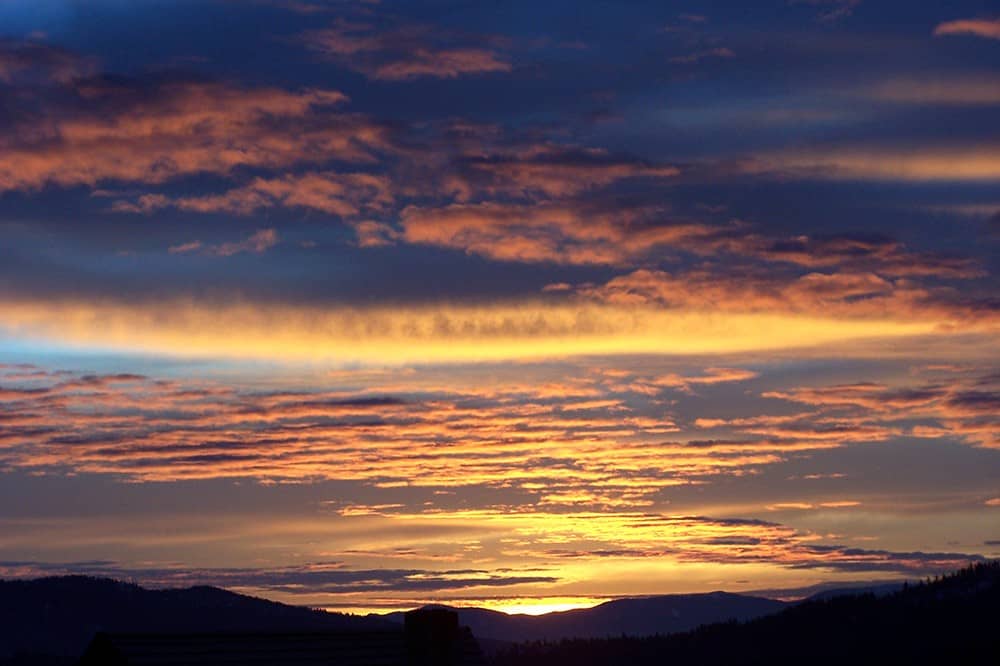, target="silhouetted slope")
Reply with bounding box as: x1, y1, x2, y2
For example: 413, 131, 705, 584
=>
0, 576, 393, 661
386, 592, 786, 642
490, 562, 1000, 665
801, 581, 904, 602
